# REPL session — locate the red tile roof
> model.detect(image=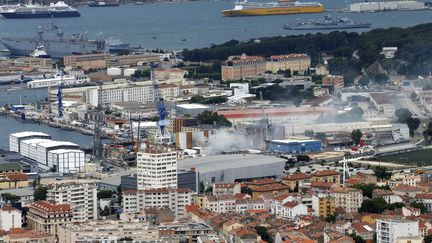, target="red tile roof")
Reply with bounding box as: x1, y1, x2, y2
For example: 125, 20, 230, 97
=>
246, 178, 278, 186
30, 201, 71, 213
392, 184, 422, 192
0, 205, 19, 212
415, 193, 432, 199
214, 183, 237, 189
311, 170, 340, 177
311, 182, 336, 188
283, 173, 311, 181
282, 201, 299, 208
6, 173, 29, 181
185, 204, 200, 212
